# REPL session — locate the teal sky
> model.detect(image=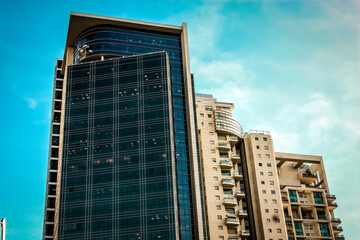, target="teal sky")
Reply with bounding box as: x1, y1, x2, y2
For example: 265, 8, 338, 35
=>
0, 0, 358, 239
